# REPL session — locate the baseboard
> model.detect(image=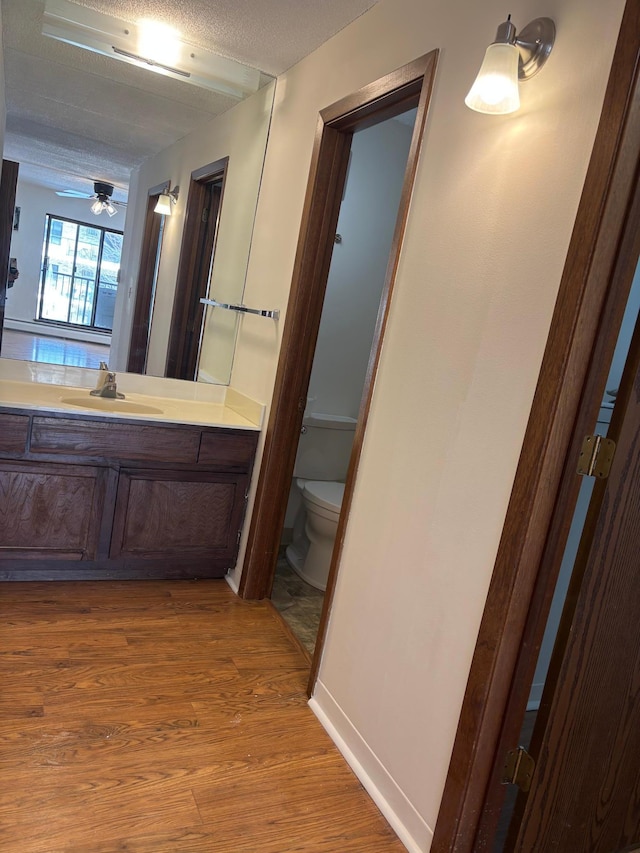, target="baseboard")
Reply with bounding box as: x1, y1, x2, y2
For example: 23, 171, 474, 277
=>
310, 681, 433, 853
5, 318, 111, 346
225, 571, 240, 595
